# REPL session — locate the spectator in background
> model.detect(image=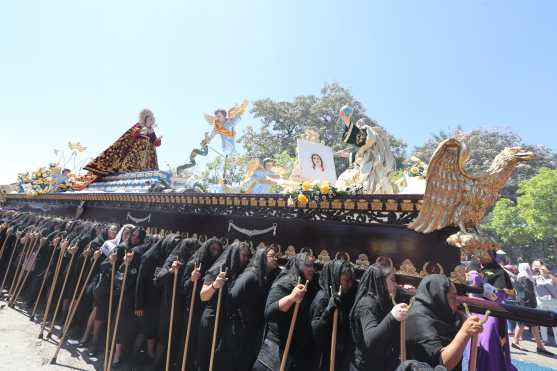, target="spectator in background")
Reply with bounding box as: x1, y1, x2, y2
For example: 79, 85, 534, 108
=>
531, 260, 543, 276
502, 264, 518, 335
495, 250, 509, 265
536, 265, 557, 346
512, 263, 554, 355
